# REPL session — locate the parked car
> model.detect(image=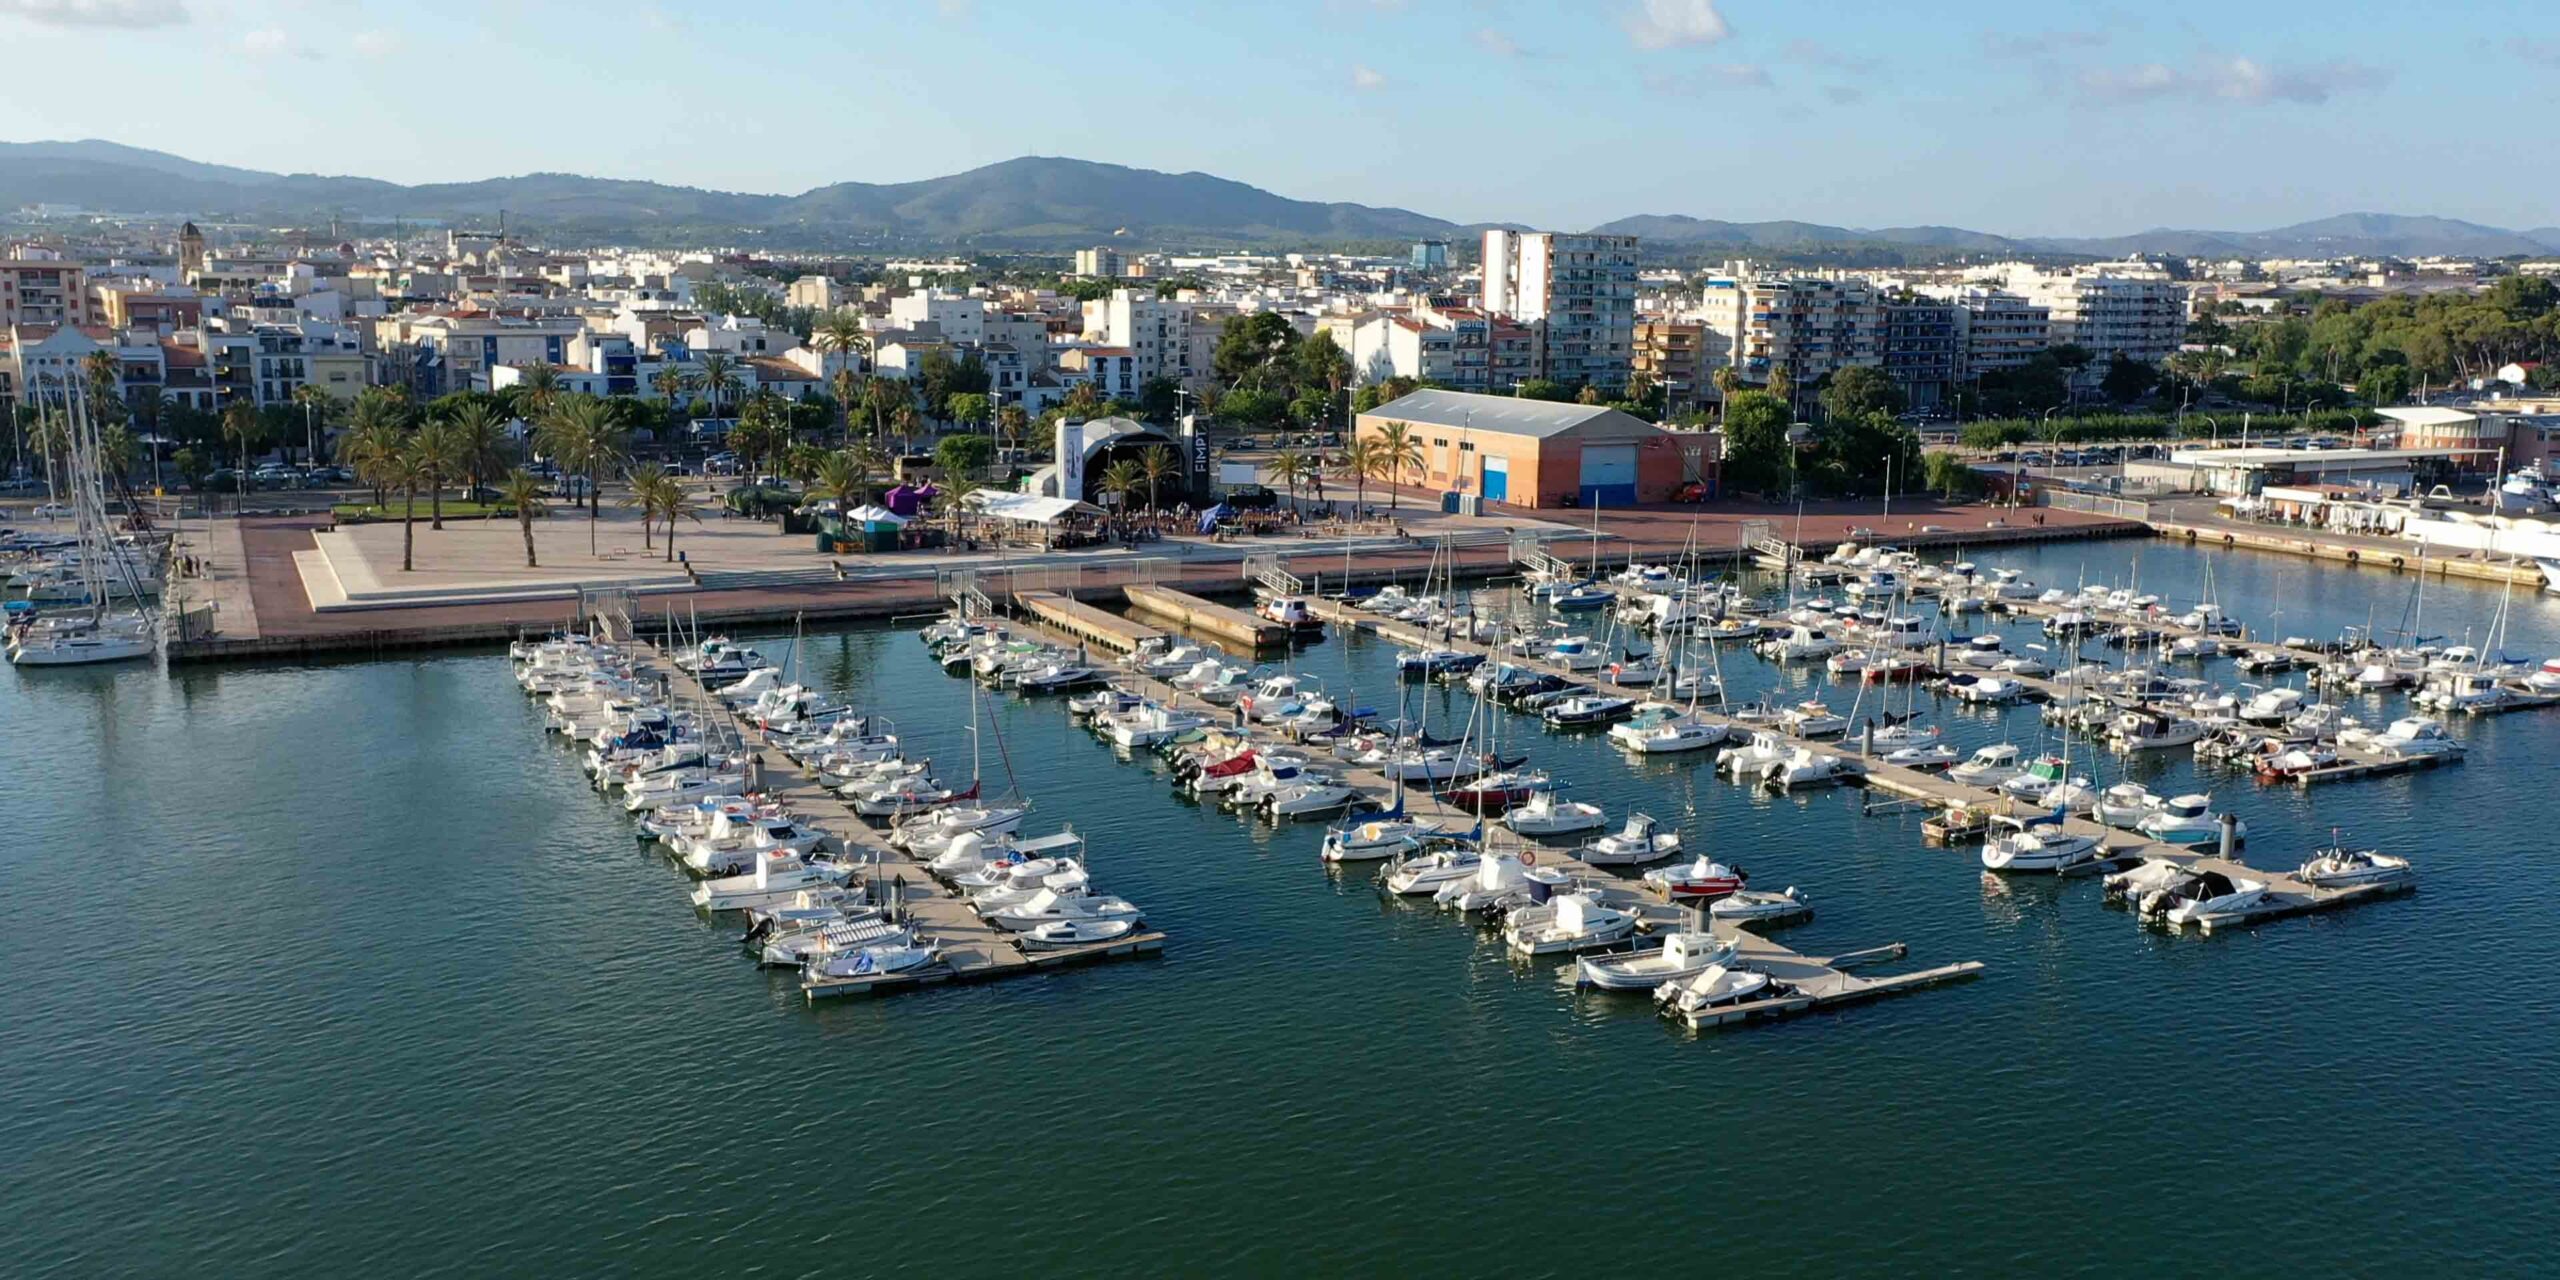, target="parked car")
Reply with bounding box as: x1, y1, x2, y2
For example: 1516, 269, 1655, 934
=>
32, 502, 72, 518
